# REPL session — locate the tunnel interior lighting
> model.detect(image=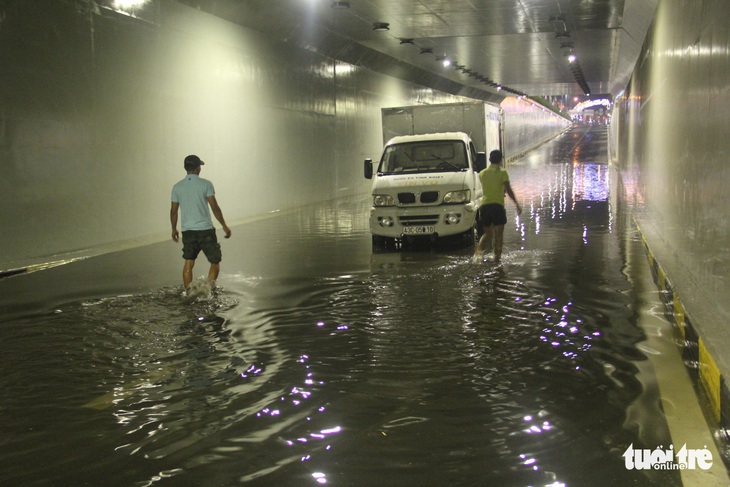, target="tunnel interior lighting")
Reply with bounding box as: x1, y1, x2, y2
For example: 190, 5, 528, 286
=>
113, 0, 148, 8
373, 22, 390, 31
